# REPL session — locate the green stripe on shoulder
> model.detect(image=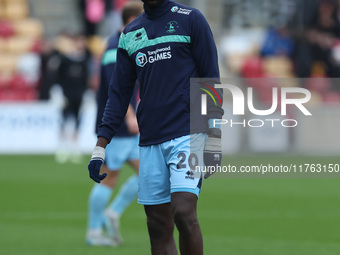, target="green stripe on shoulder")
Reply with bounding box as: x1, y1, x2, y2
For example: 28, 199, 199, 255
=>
119, 28, 191, 56
127, 35, 191, 56
102, 49, 117, 65
118, 32, 126, 49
